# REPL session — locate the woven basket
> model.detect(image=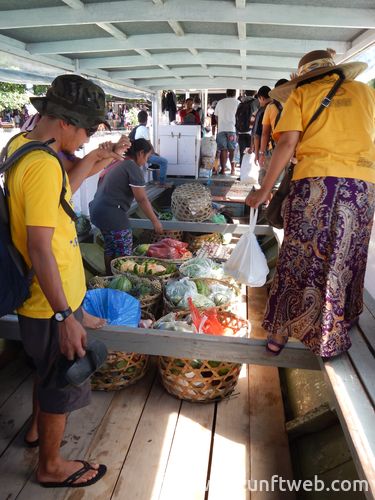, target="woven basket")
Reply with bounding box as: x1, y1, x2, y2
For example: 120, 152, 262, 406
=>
183, 232, 223, 252
157, 311, 248, 402
163, 278, 240, 315
88, 274, 162, 315
91, 311, 154, 391
171, 183, 213, 222
111, 256, 178, 284
149, 230, 184, 244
